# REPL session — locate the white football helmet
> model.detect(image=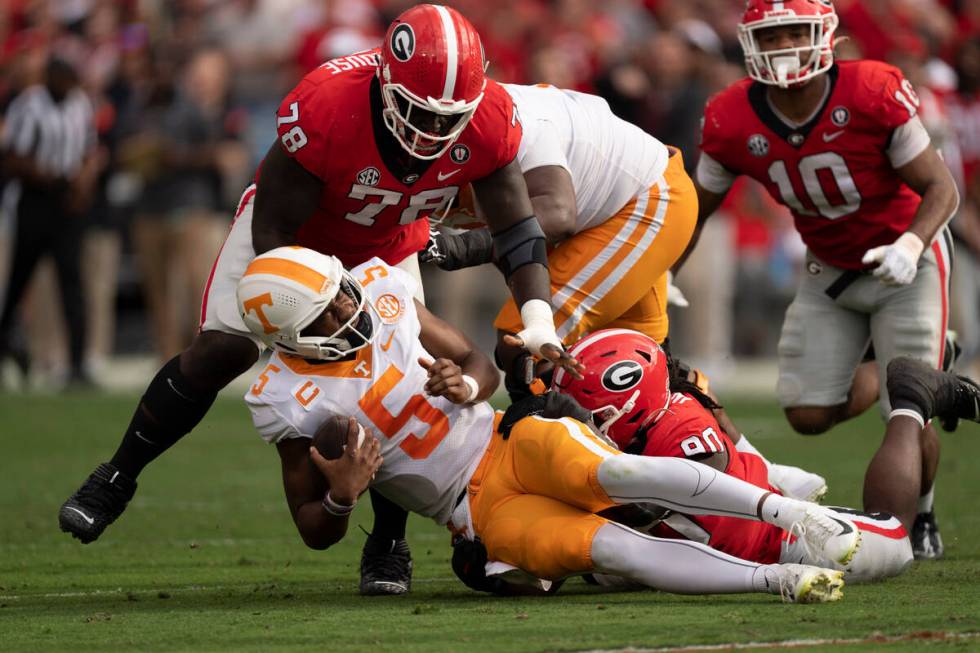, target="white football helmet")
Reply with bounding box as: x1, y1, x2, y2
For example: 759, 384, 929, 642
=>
236, 247, 376, 360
